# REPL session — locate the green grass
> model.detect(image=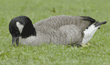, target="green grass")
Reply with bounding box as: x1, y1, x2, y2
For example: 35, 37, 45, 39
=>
0, 0, 110, 65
